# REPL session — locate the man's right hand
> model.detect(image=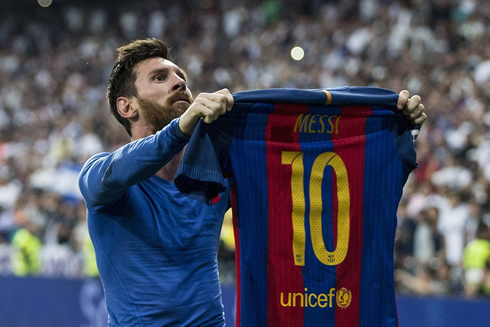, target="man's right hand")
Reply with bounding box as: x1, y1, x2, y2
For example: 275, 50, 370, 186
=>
178, 88, 234, 136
